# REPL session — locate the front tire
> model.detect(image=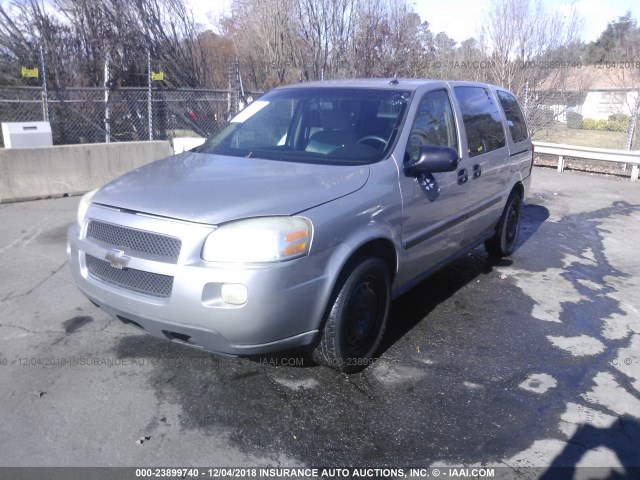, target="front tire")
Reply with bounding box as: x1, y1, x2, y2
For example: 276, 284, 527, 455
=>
485, 190, 523, 257
312, 258, 390, 373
